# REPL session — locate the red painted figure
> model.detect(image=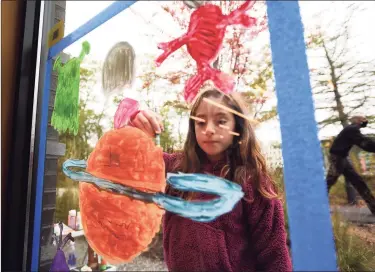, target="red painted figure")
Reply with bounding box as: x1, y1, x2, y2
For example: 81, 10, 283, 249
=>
156, 1, 257, 103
